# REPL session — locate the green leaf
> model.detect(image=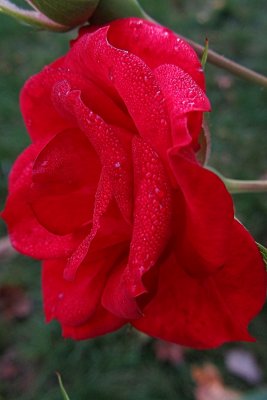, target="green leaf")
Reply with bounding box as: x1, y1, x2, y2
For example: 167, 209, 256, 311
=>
201, 38, 209, 69
56, 372, 71, 400
257, 243, 267, 270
